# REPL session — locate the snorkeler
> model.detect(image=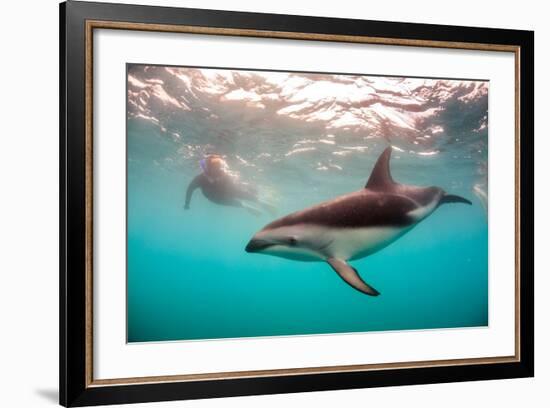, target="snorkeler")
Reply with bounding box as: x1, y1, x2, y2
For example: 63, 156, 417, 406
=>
184, 154, 276, 216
